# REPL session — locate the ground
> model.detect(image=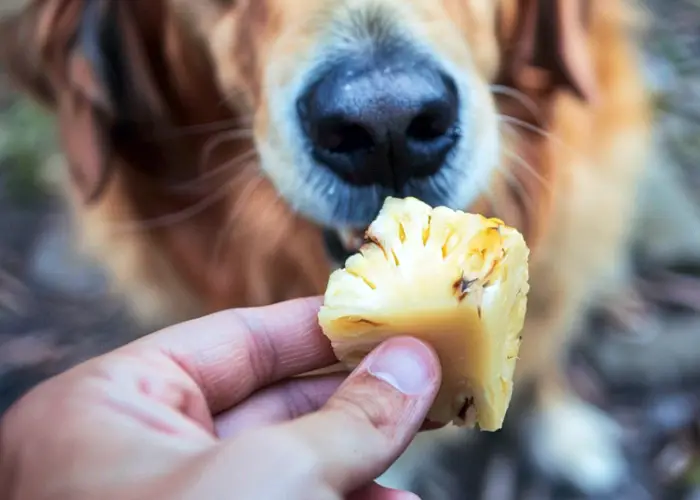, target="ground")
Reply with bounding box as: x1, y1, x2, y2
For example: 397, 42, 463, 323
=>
0, 1, 699, 499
